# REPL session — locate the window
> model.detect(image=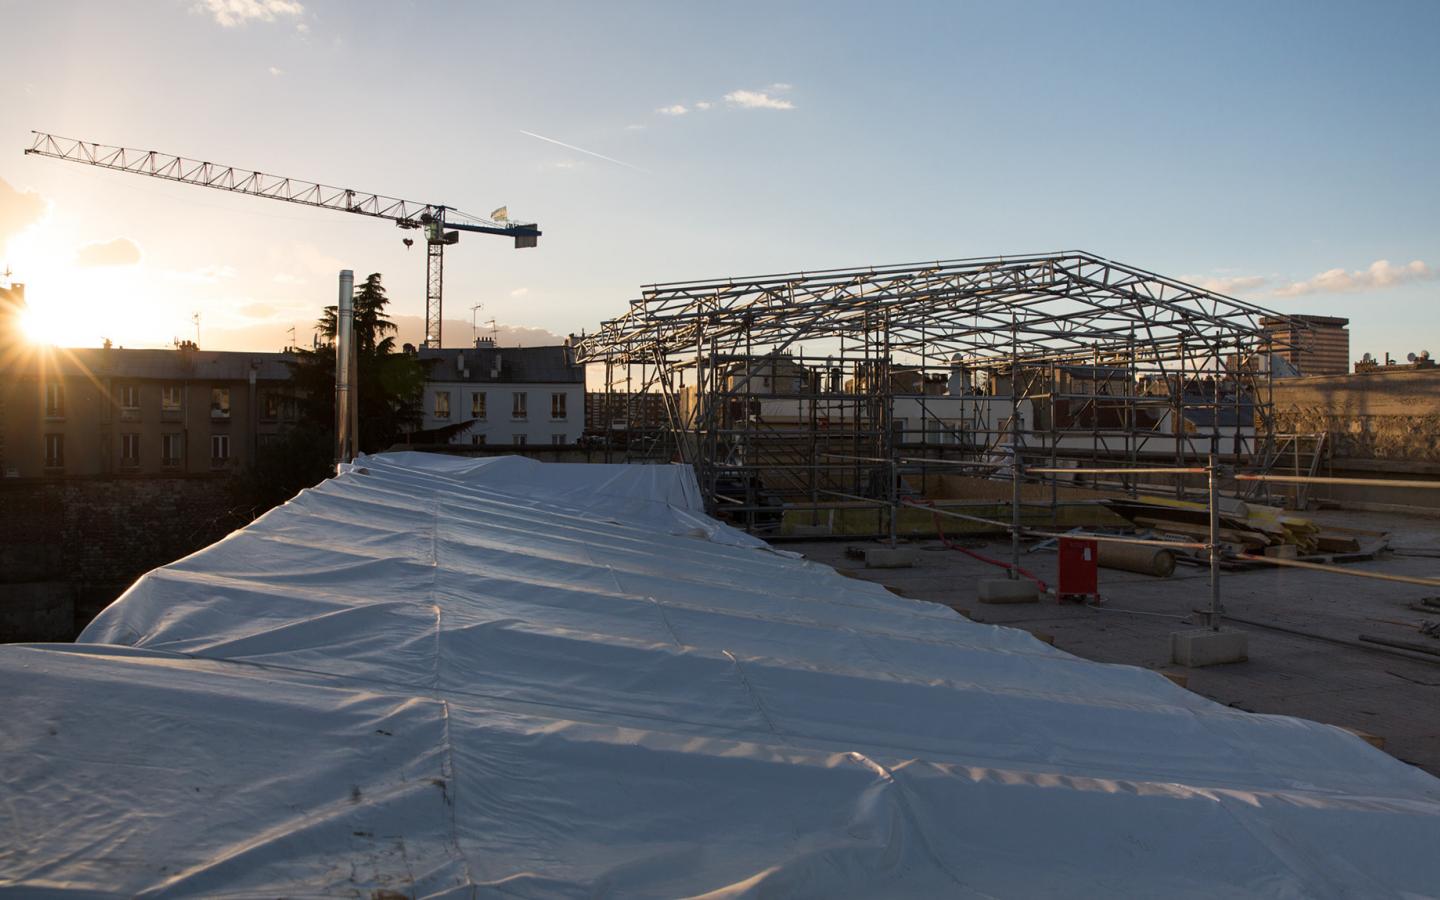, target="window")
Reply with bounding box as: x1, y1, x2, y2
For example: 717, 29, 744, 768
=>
262, 391, 281, 420
121, 433, 140, 467
434, 391, 451, 419
470, 434, 487, 446
162, 433, 184, 467
551, 392, 567, 420
471, 391, 486, 419
513, 434, 528, 446
552, 434, 565, 446
162, 385, 183, 412
511, 391, 528, 419
211, 434, 230, 463
44, 383, 64, 418
44, 434, 63, 469
210, 387, 231, 419
118, 385, 140, 410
